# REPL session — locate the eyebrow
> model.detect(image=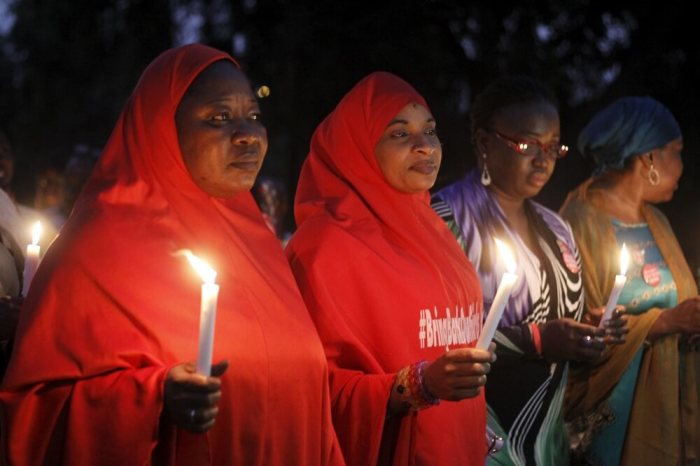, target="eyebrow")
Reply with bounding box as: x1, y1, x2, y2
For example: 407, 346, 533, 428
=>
509, 130, 560, 140
386, 117, 436, 127
202, 96, 258, 106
